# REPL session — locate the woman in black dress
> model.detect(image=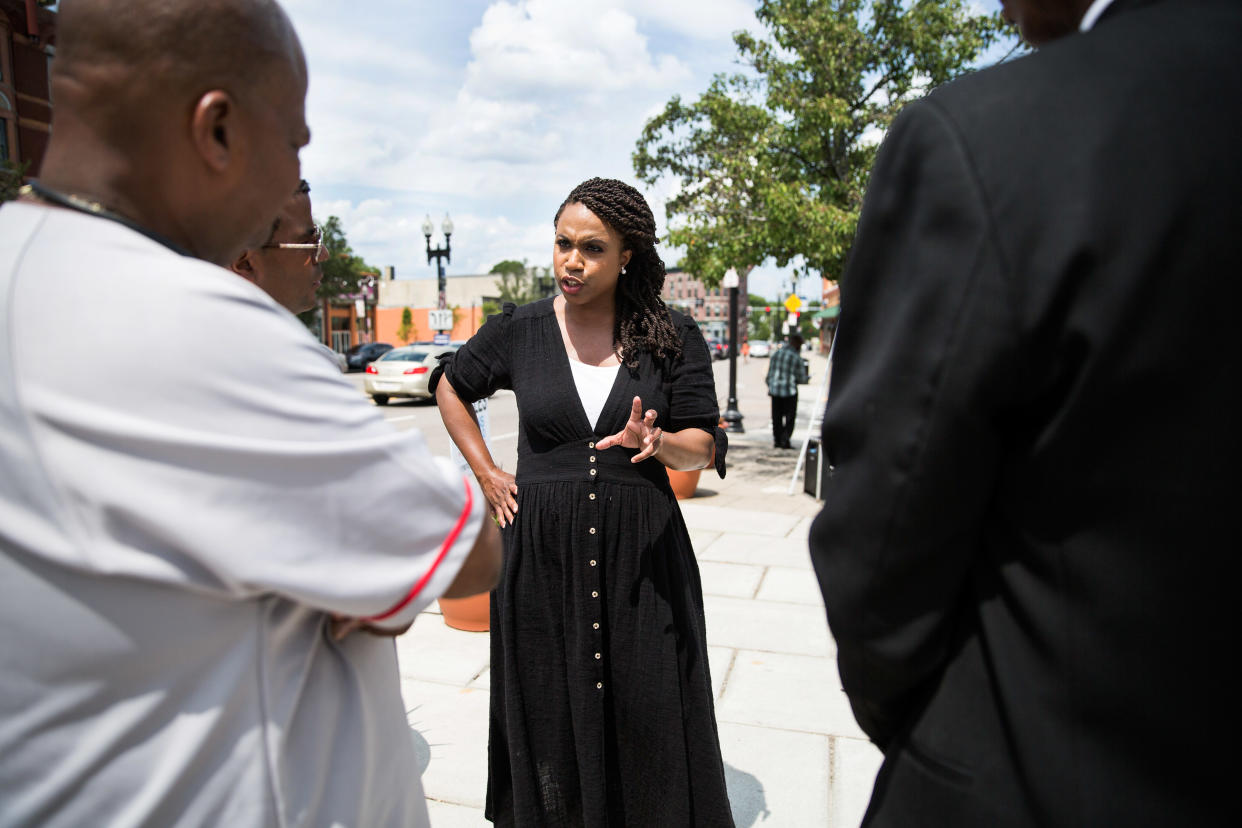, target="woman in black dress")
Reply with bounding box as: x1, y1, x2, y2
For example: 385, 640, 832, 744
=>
433, 178, 734, 827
